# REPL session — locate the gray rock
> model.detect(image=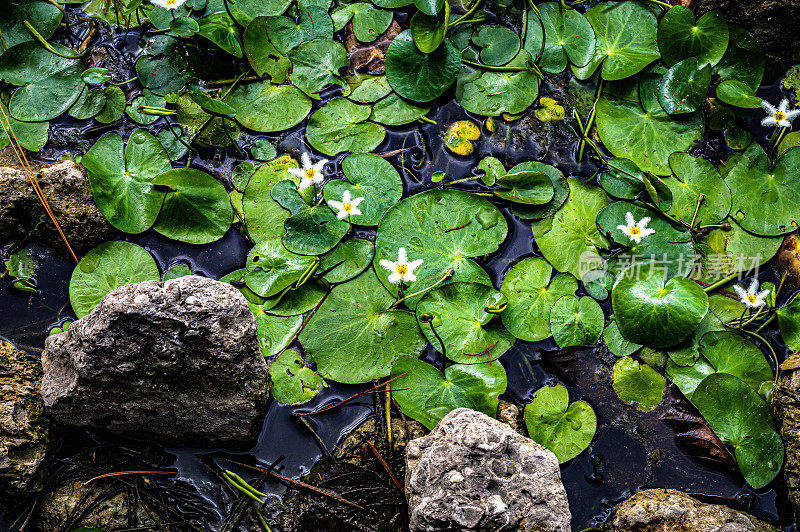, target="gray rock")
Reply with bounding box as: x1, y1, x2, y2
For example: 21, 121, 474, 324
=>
405, 408, 571, 532
40, 276, 268, 447
603, 488, 777, 531
772, 364, 800, 516
0, 340, 52, 500
0, 153, 115, 253
692, 0, 800, 81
